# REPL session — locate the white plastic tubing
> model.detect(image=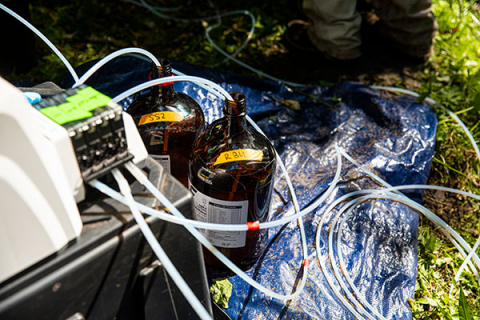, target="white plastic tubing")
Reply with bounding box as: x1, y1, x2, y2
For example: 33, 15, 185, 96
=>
111, 169, 213, 320
72, 48, 161, 88
0, 3, 80, 83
